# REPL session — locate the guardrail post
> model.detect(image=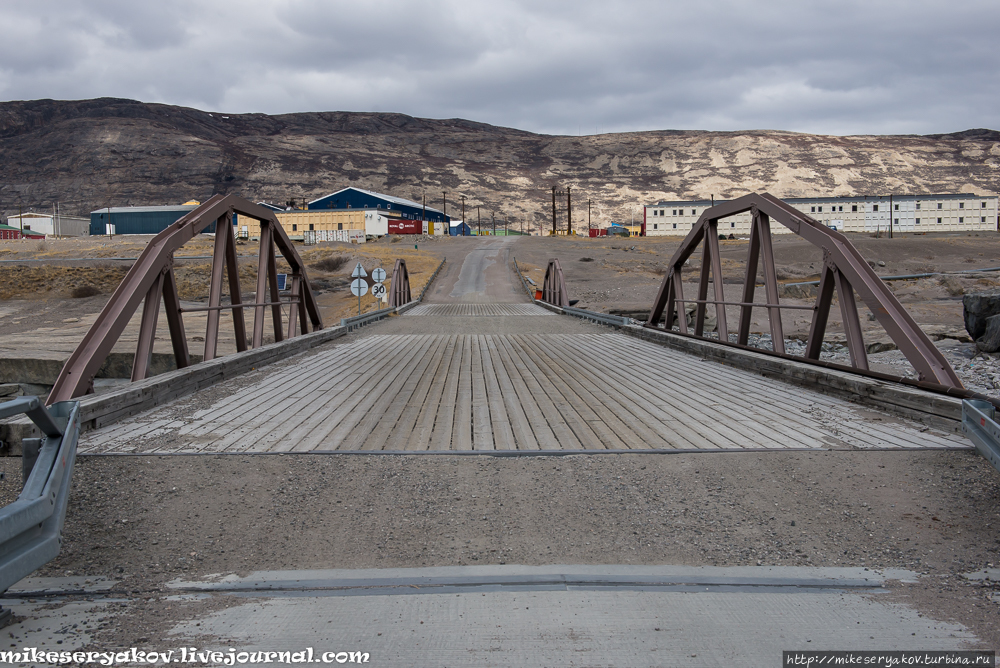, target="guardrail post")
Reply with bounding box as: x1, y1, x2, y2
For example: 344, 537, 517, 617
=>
21, 438, 41, 487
